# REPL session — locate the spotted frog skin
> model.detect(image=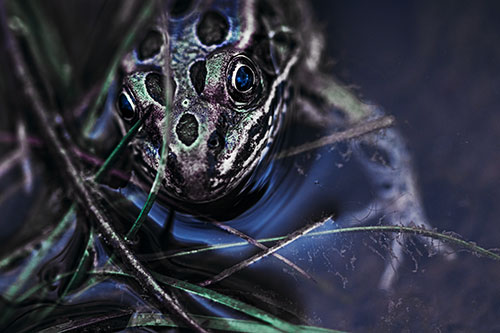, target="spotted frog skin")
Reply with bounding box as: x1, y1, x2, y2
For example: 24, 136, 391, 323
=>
117, 0, 302, 202
115, 0, 447, 286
